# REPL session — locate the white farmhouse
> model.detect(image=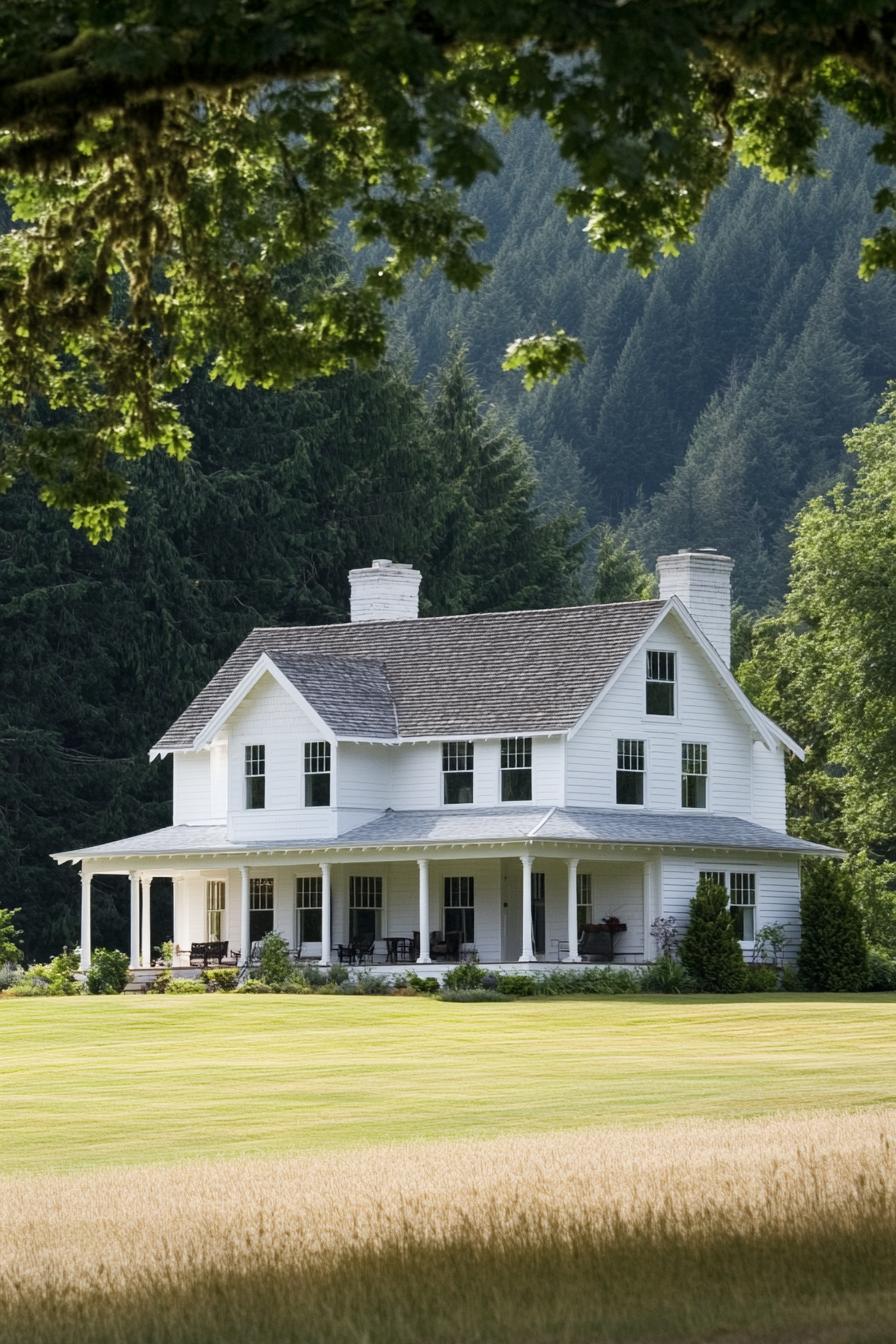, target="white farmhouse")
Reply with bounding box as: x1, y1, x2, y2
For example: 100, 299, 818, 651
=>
55, 550, 835, 973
